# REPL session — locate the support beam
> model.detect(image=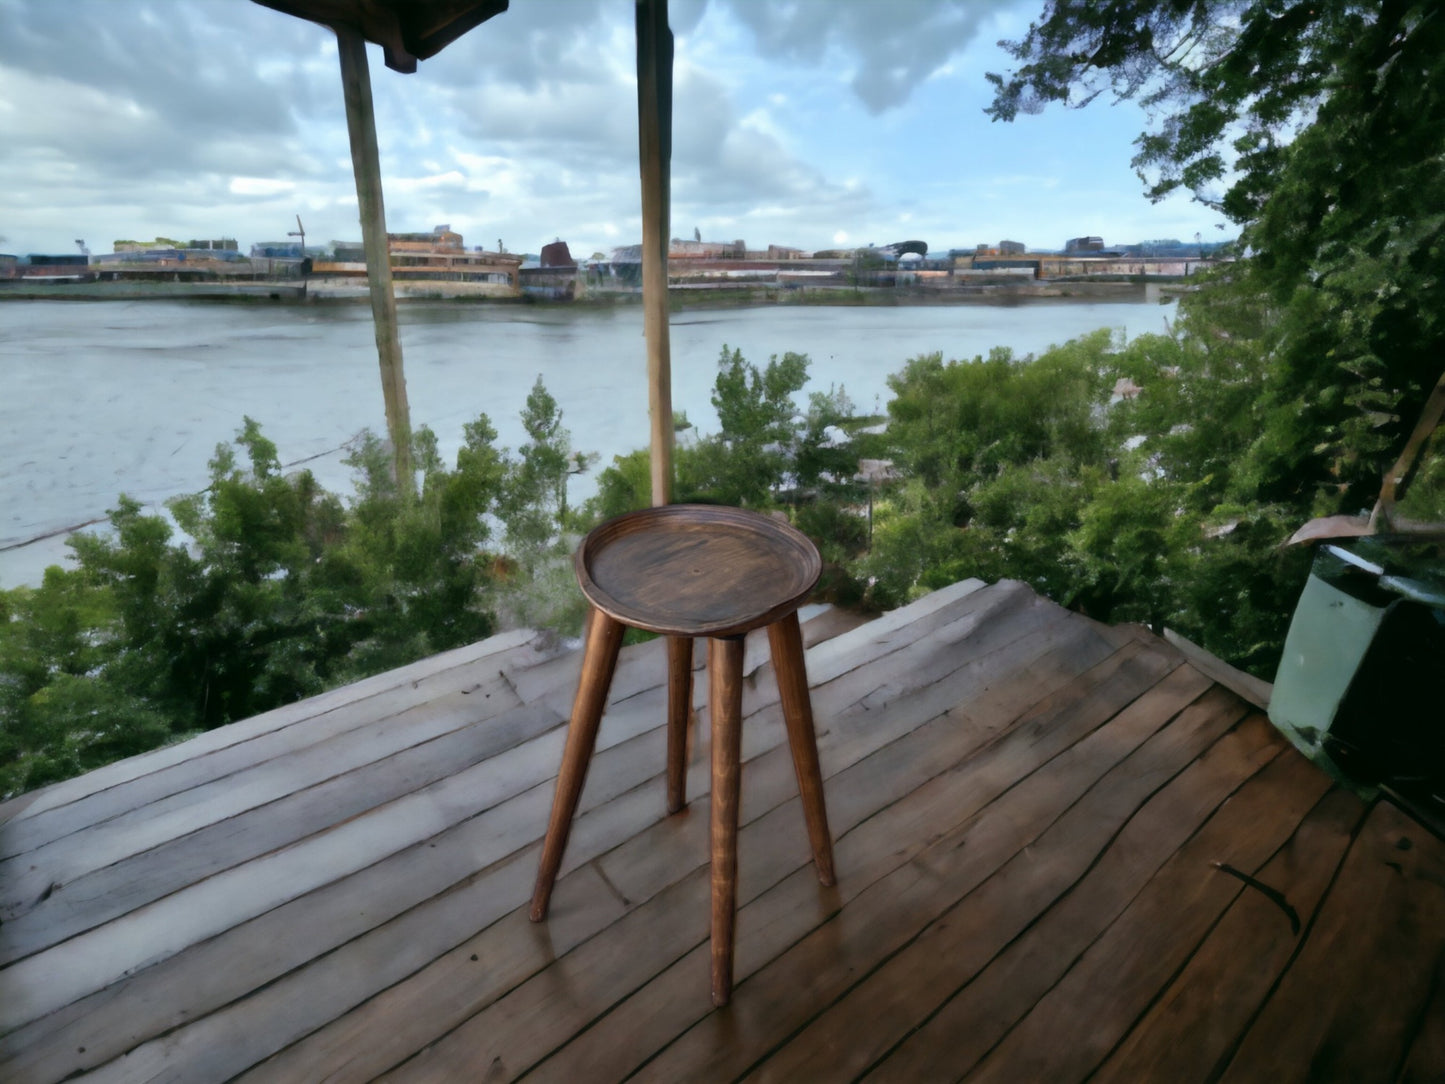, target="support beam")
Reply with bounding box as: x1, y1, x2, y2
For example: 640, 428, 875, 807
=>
336, 24, 415, 498
636, 0, 673, 506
